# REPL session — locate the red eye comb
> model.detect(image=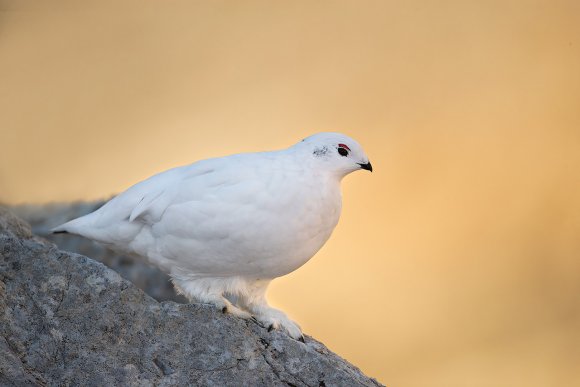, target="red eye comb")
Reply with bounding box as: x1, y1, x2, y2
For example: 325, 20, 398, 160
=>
338, 143, 351, 151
